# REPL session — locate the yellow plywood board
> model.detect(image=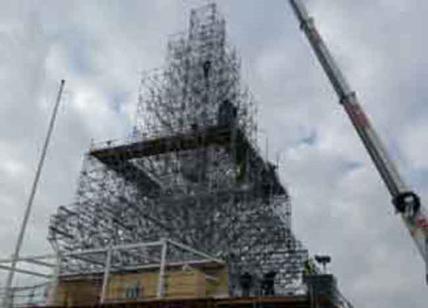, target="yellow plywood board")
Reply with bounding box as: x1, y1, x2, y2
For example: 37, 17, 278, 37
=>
52, 263, 229, 304
166, 269, 206, 298
107, 271, 157, 301
205, 267, 229, 298
107, 268, 207, 301
52, 279, 101, 306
